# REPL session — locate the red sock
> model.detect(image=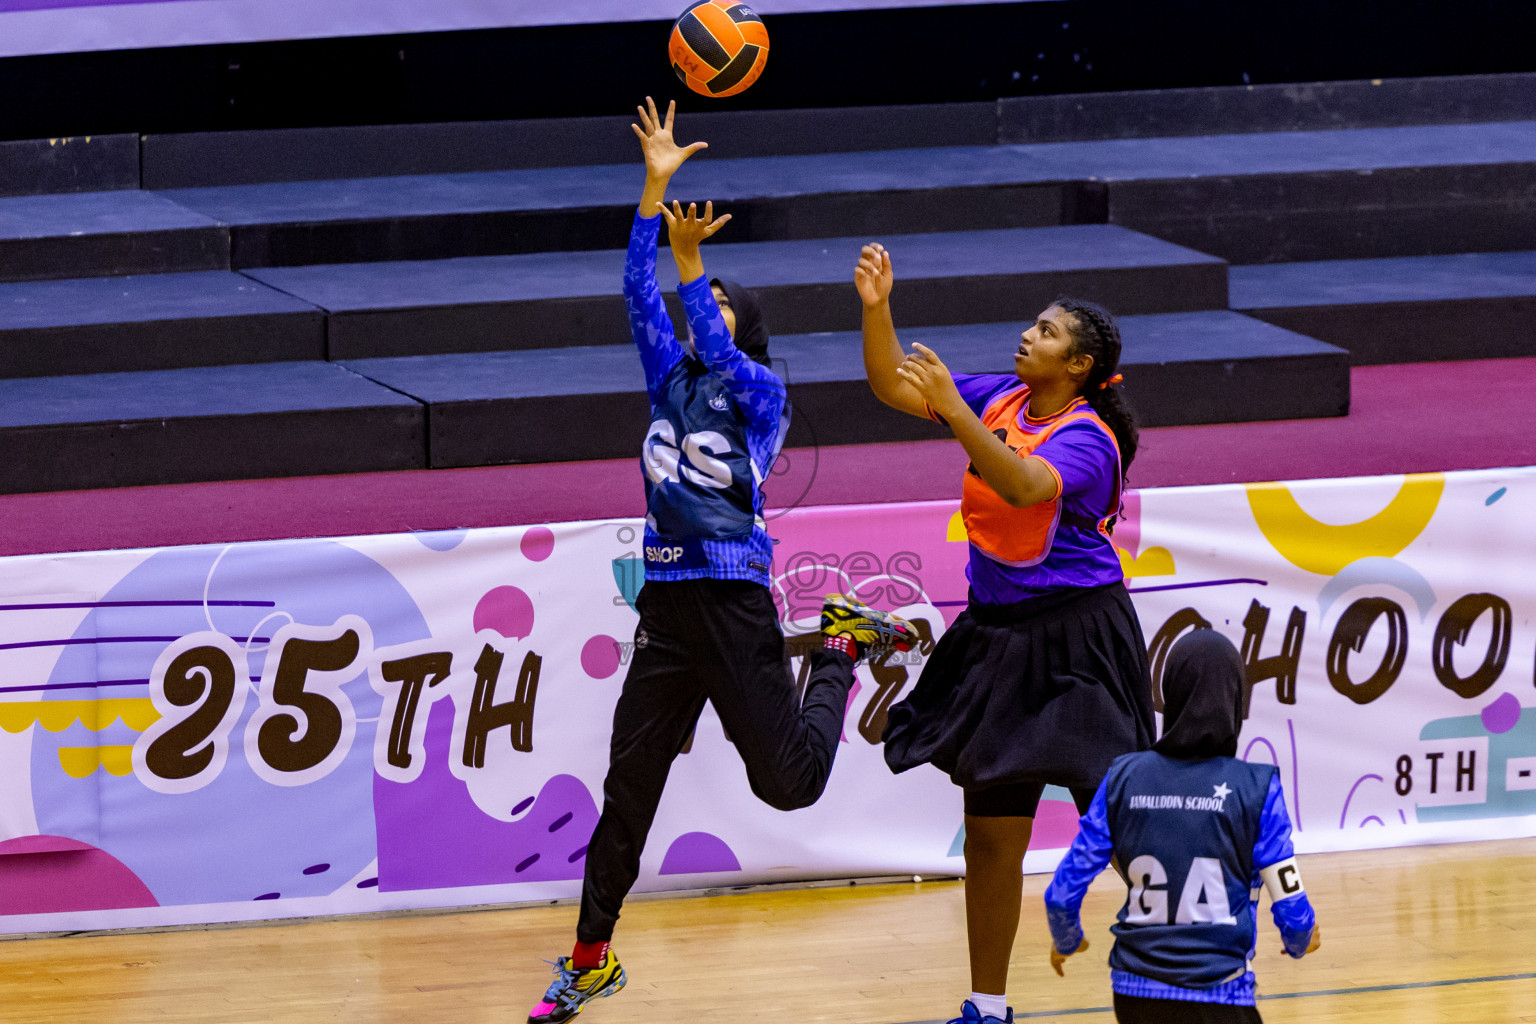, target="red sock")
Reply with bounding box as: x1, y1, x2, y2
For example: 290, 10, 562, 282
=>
572, 940, 610, 970
824, 634, 856, 658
